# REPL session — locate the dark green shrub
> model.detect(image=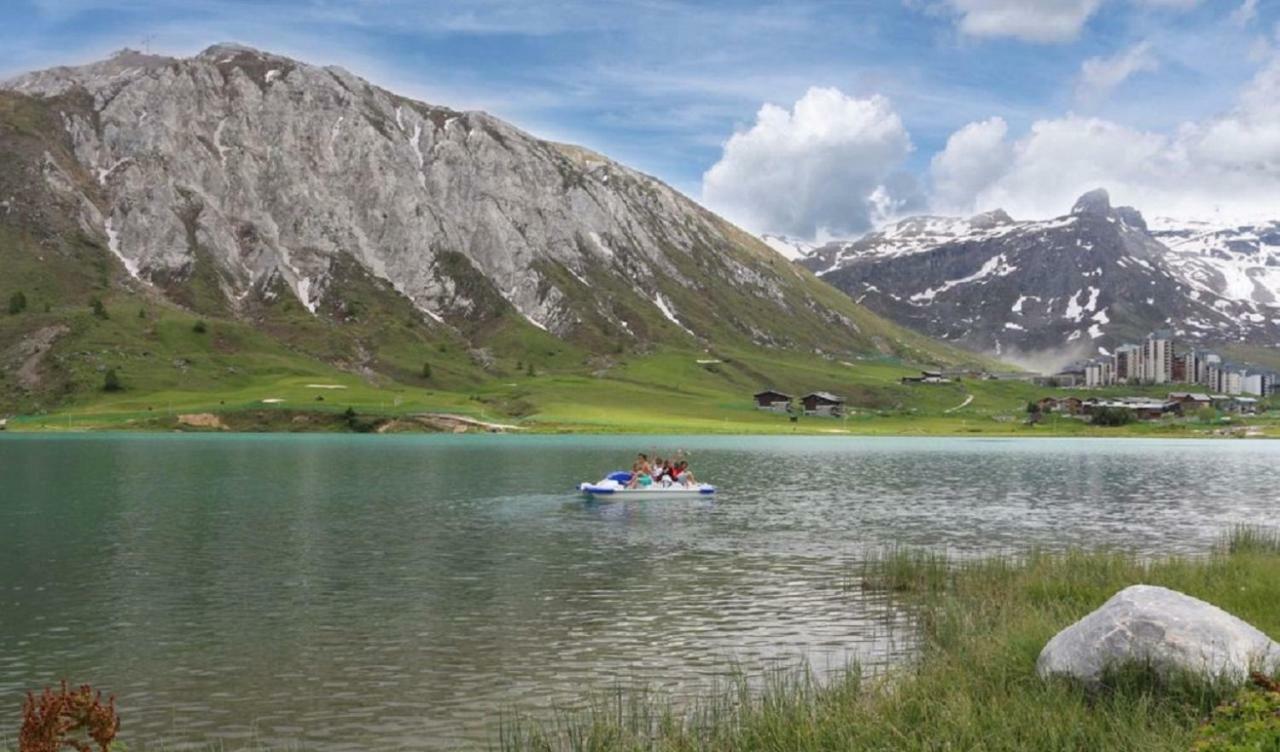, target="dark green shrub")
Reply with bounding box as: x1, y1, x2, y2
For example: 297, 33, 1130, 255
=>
192, 320, 207, 334
8, 291, 27, 314
1091, 406, 1134, 426
342, 406, 377, 433
89, 297, 108, 320
102, 369, 122, 392
422, 362, 432, 379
